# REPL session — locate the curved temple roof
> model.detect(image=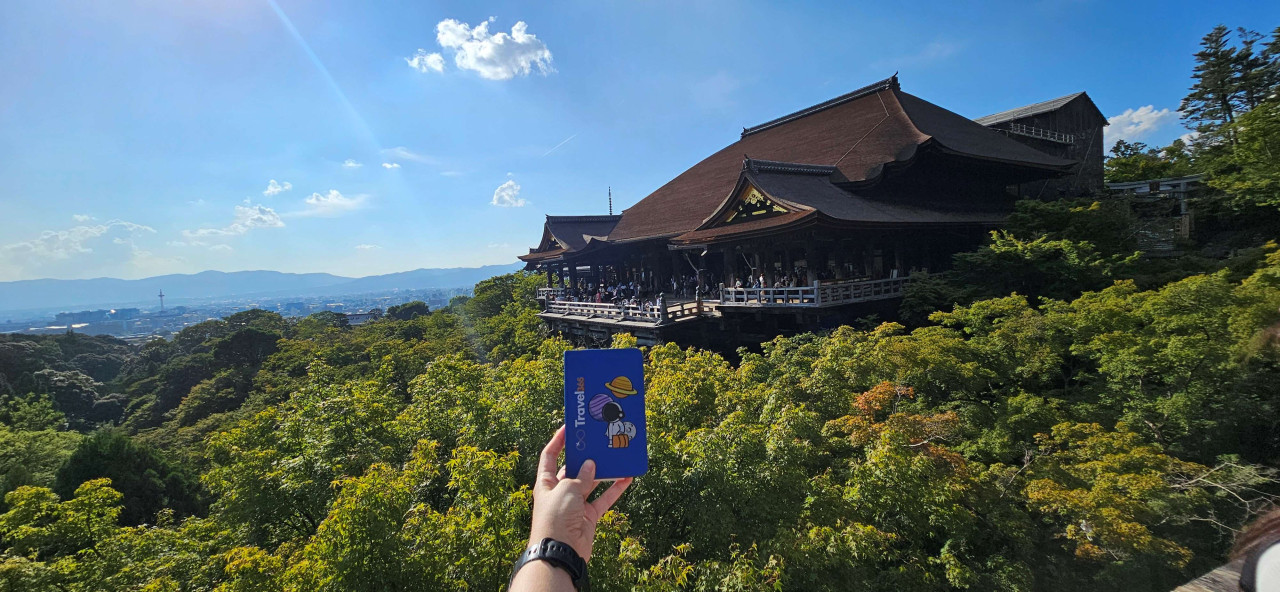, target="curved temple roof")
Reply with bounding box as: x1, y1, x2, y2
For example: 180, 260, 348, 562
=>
604, 75, 1075, 243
